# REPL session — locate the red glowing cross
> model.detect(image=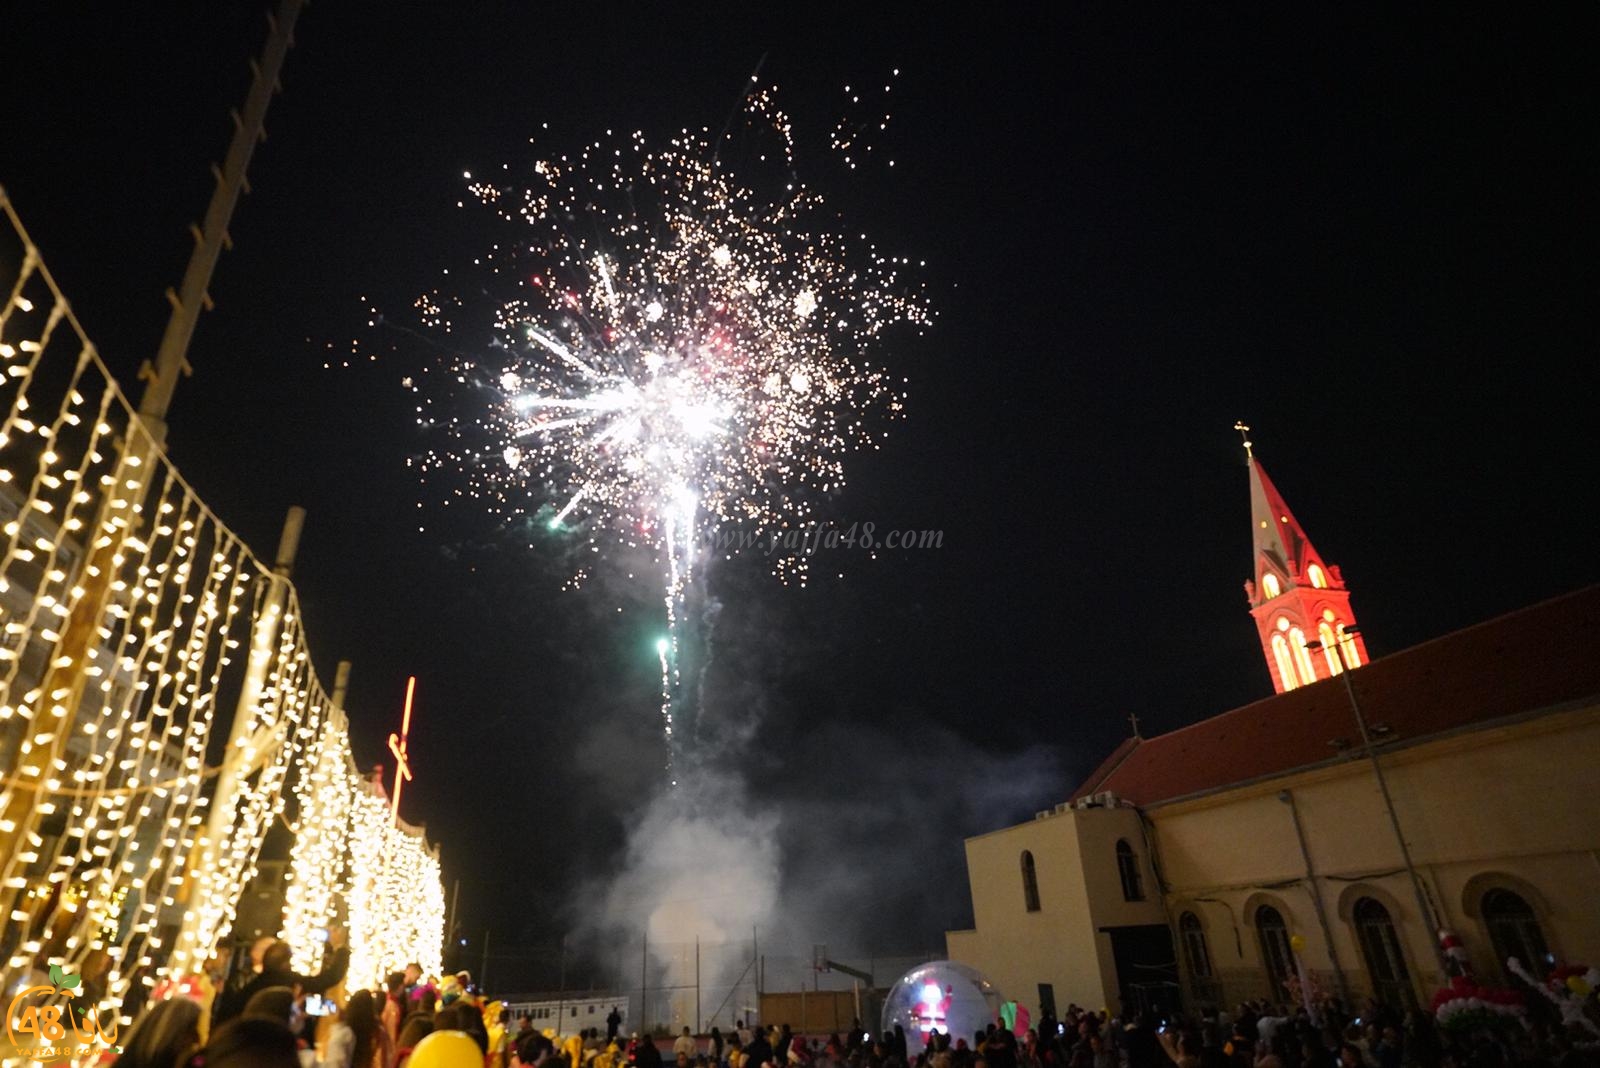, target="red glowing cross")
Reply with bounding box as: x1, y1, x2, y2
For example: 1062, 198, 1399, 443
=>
387, 676, 416, 826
